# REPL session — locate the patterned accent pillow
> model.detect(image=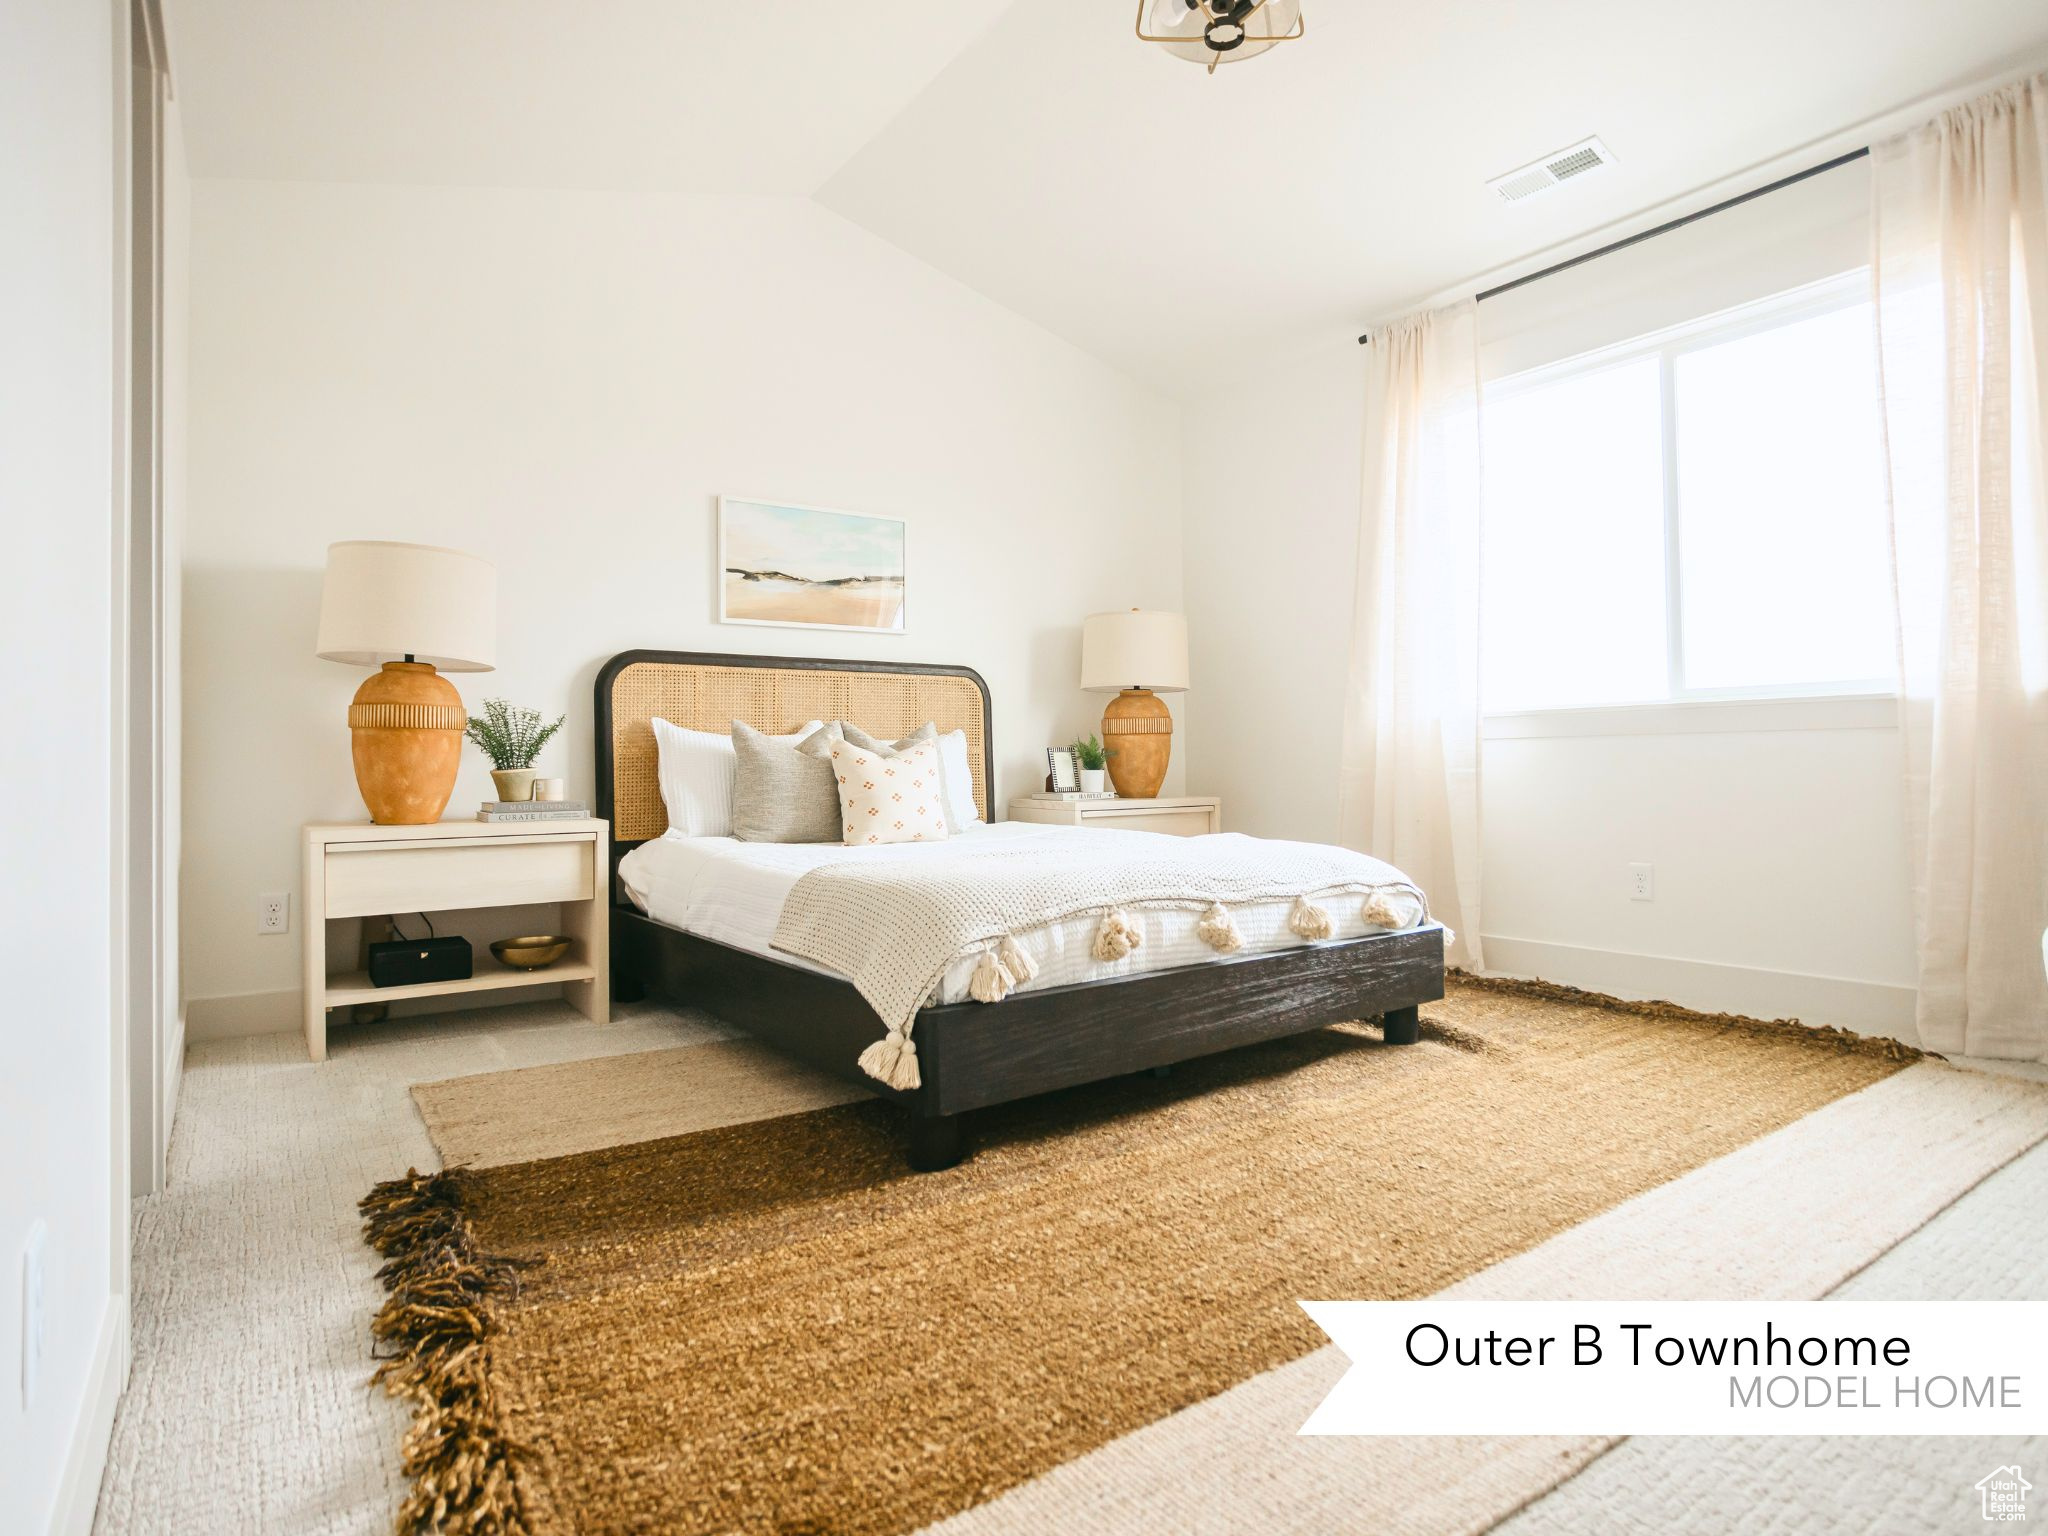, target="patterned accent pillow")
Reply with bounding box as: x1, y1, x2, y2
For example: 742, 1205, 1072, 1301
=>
829, 738, 952, 846
835, 721, 981, 828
